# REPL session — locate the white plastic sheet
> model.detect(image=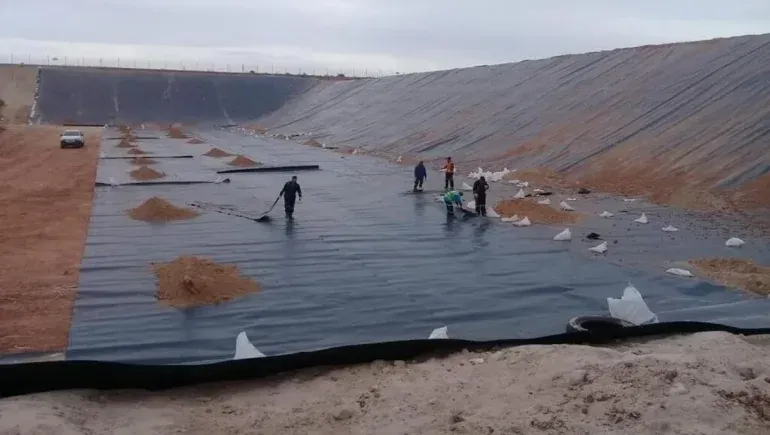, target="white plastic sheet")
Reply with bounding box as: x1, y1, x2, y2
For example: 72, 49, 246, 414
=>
537, 198, 551, 205
599, 211, 614, 218
553, 228, 571, 241
559, 201, 574, 211
512, 216, 531, 226
607, 283, 658, 325
661, 225, 679, 232
461, 182, 473, 191
429, 326, 449, 339
666, 268, 693, 278
233, 332, 266, 360
725, 237, 745, 248
589, 241, 607, 254
634, 213, 648, 224
486, 207, 500, 218
501, 214, 520, 222
514, 189, 526, 199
